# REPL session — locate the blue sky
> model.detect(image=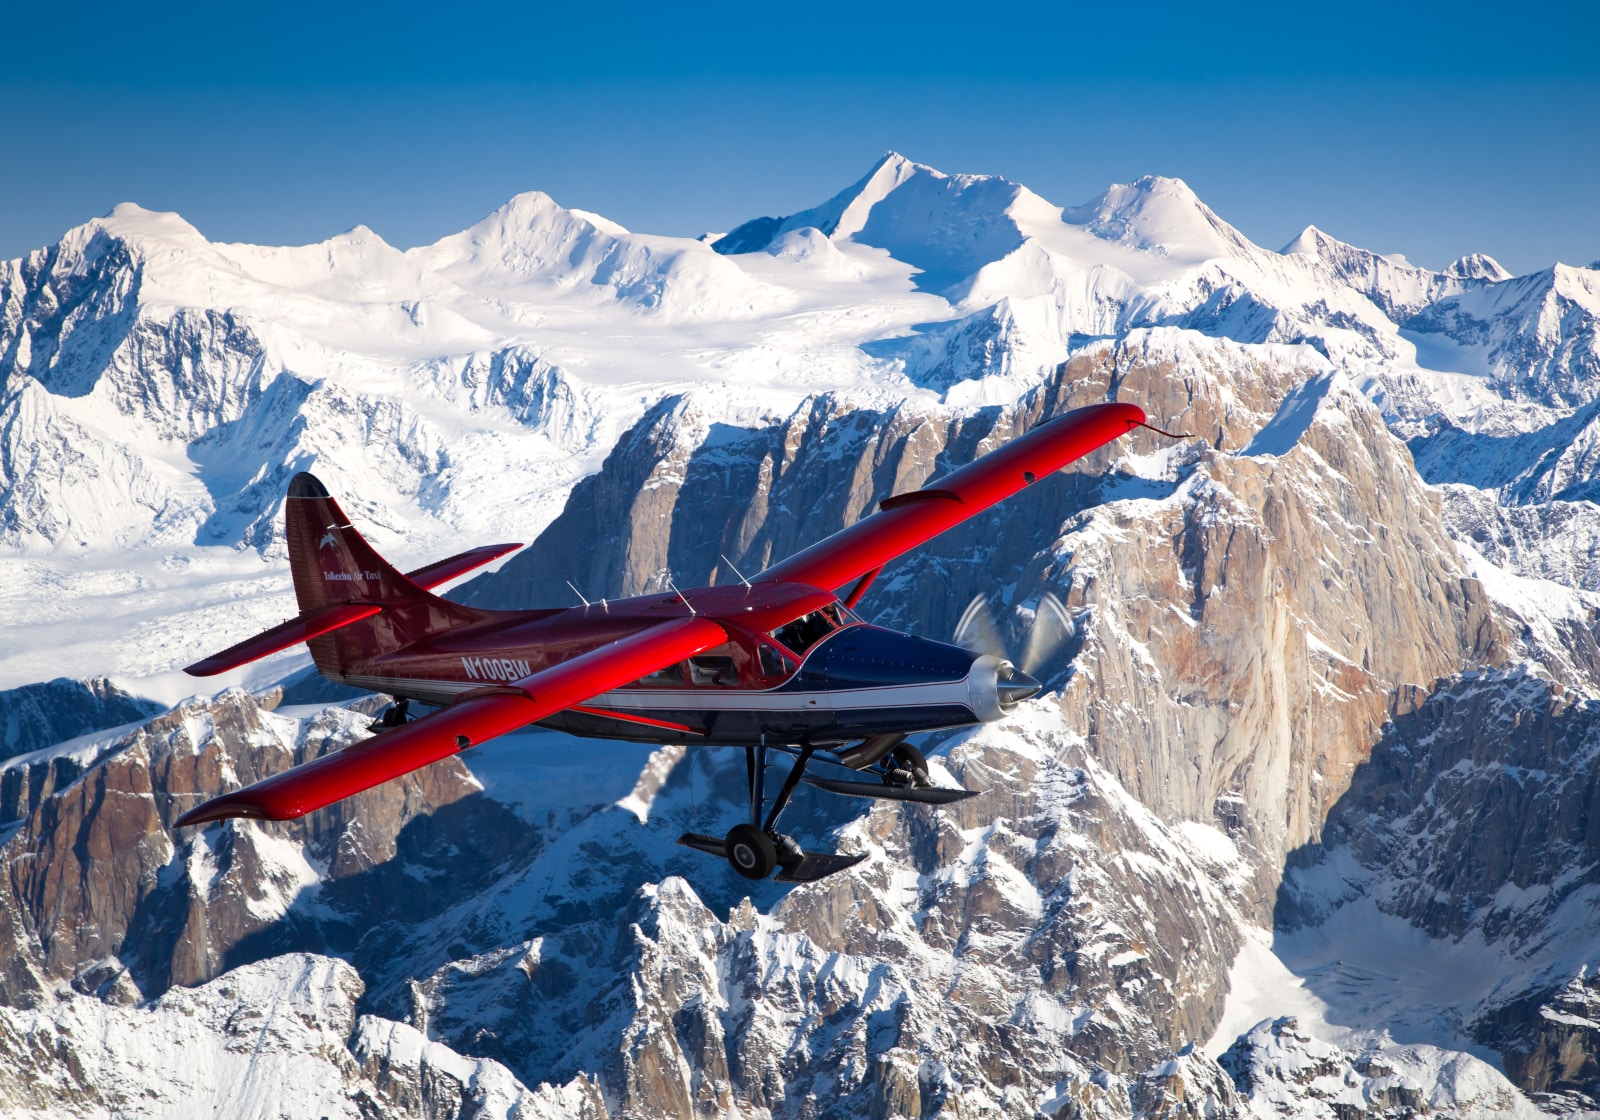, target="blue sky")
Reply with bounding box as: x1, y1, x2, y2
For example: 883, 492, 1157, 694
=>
5, 0, 1597, 275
